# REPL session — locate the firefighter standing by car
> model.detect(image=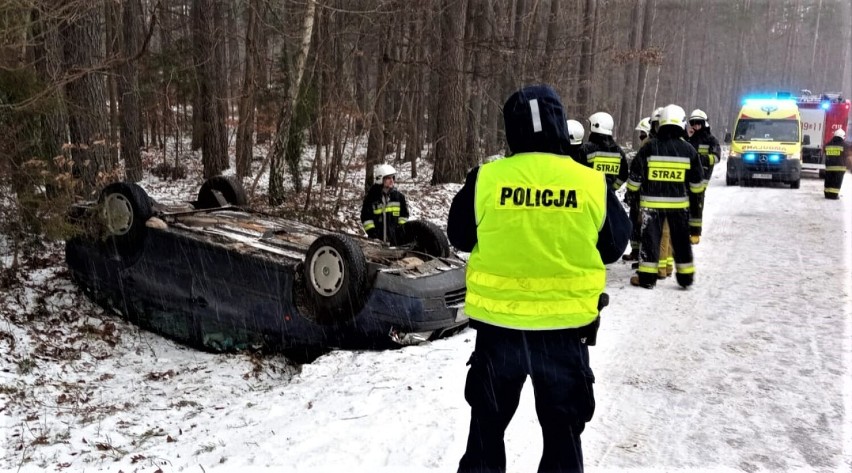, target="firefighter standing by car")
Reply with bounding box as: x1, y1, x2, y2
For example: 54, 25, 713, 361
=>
565, 119, 585, 160
447, 84, 631, 473
627, 104, 705, 289
824, 129, 848, 199
360, 164, 409, 245
576, 112, 630, 190
624, 117, 652, 262
687, 109, 720, 241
